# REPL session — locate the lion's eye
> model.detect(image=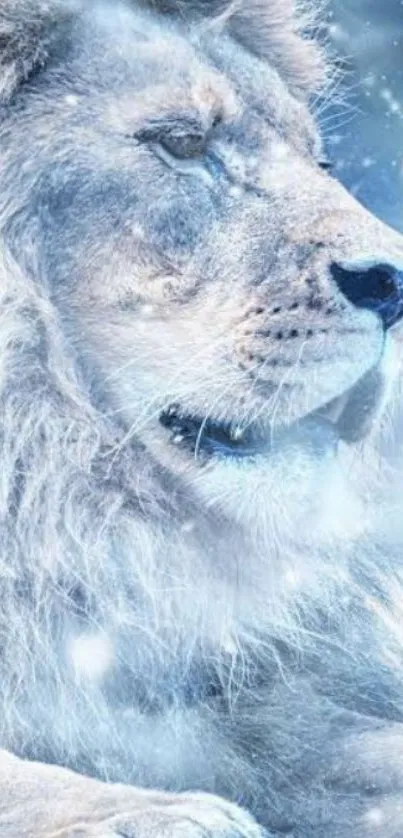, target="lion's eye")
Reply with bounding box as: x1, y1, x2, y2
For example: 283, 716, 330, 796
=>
134, 124, 207, 161
159, 131, 206, 160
